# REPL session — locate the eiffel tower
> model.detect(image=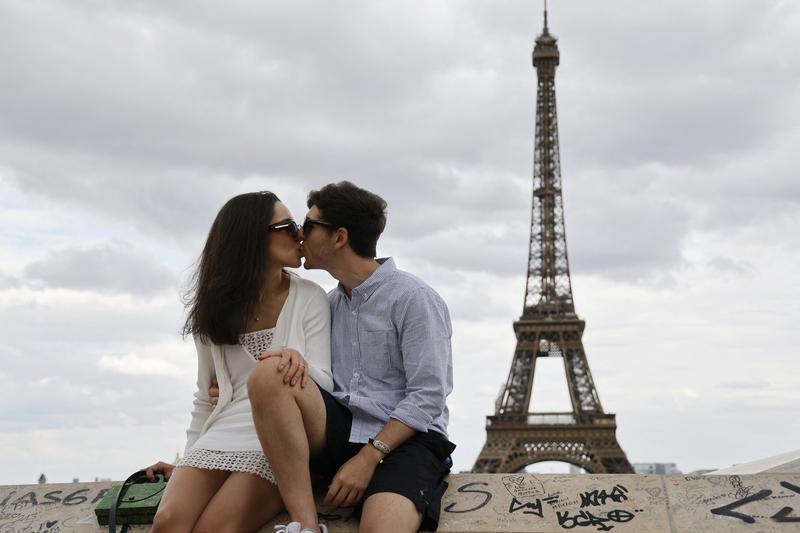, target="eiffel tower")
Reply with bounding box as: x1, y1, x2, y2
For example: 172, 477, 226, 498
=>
472, 6, 633, 474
